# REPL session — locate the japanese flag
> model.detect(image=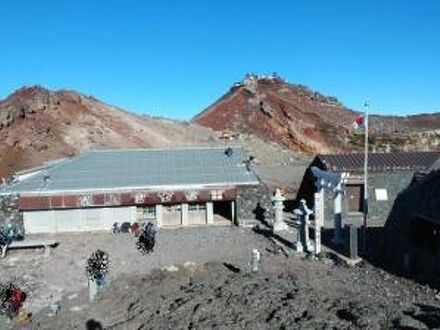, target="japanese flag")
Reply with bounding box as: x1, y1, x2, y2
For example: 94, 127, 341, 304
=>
351, 115, 364, 130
